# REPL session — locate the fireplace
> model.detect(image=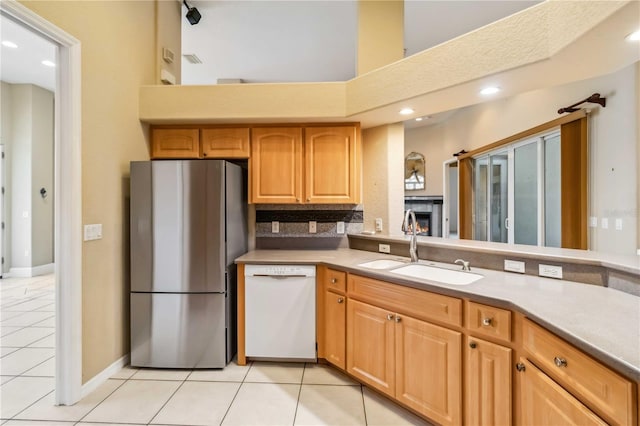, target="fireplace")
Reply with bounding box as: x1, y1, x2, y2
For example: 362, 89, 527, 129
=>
404, 196, 443, 237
